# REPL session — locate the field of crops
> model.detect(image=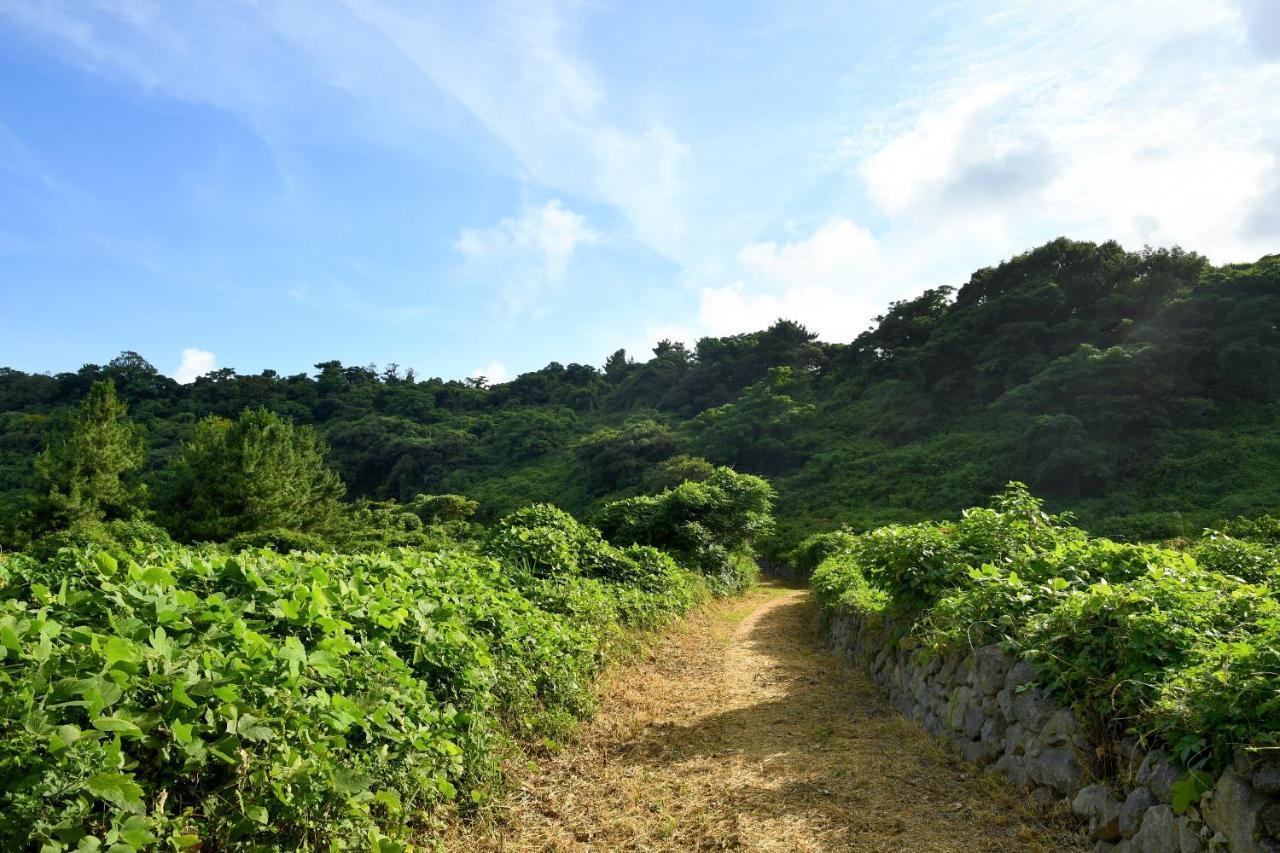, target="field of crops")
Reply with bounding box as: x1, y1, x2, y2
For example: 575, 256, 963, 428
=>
0, 472, 770, 851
